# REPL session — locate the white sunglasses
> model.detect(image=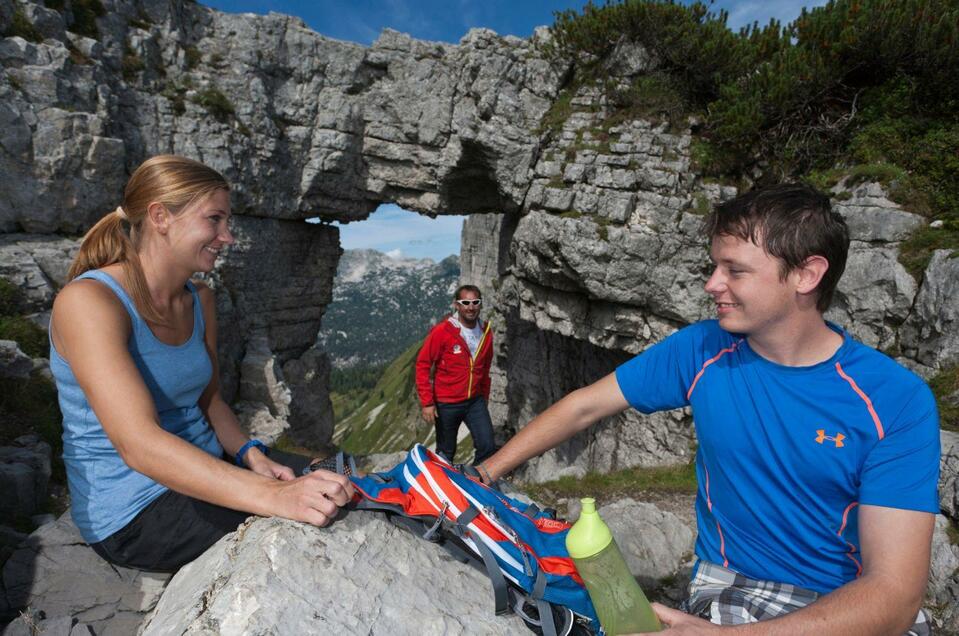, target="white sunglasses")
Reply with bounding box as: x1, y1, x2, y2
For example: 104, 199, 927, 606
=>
455, 299, 482, 307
